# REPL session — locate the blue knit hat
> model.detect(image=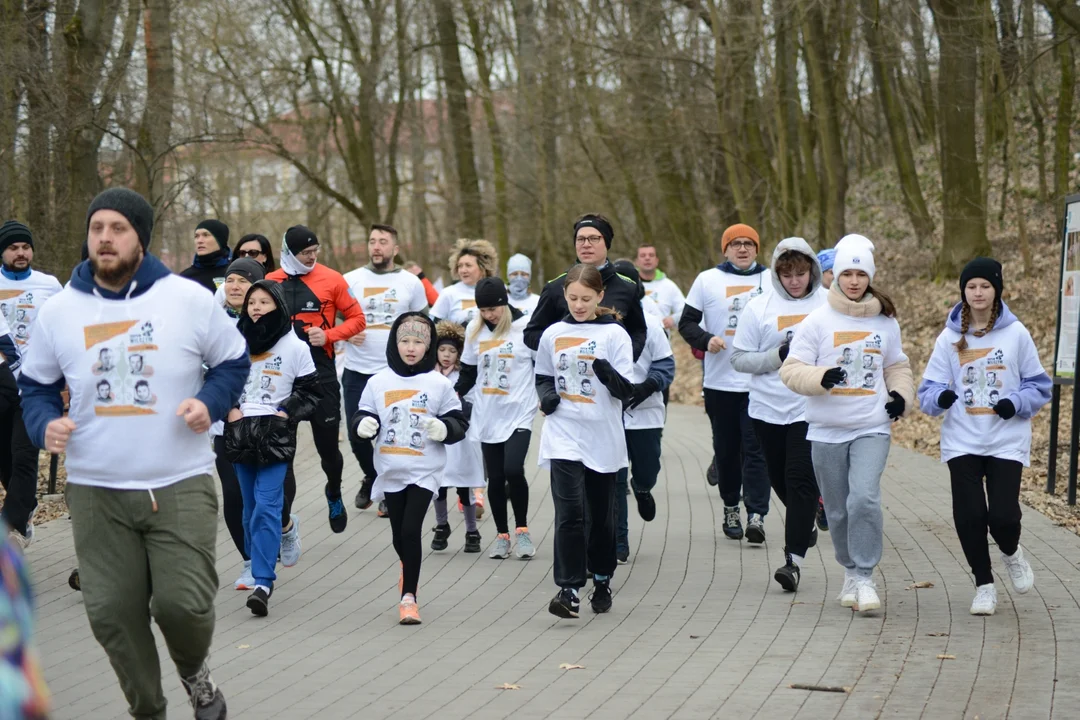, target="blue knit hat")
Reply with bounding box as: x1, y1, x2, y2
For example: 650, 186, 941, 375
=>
817, 248, 836, 273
